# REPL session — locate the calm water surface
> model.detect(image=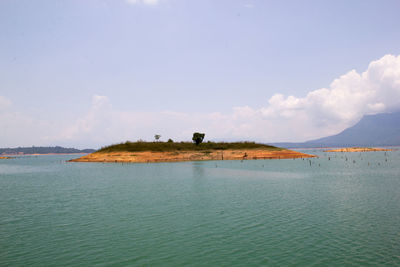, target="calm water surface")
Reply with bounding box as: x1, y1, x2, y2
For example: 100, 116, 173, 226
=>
1, 149, 400, 266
